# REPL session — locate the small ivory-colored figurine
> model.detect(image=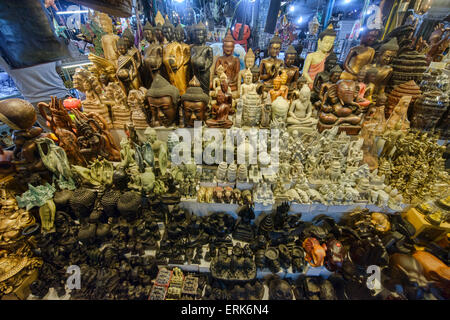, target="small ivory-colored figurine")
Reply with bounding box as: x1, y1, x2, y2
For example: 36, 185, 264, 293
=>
206, 74, 233, 128
260, 103, 272, 129
116, 38, 142, 93
128, 88, 148, 129
145, 74, 180, 127
386, 96, 412, 131
302, 25, 337, 89
214, 29, 240, 93
98, 13, 119, 67
259, 34, 283, 90
287, 84, 317, 132
107, 82, 131, 128
212, 64, 226, 96
181, 76, 209, 127
341, 28, 380, 80
360, 124, 378, 170
271, 96, 290, 128
240, 69, 257, 98
72, 68, 112, 125
238, 48, 256, 95
269, 76, 288, 102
